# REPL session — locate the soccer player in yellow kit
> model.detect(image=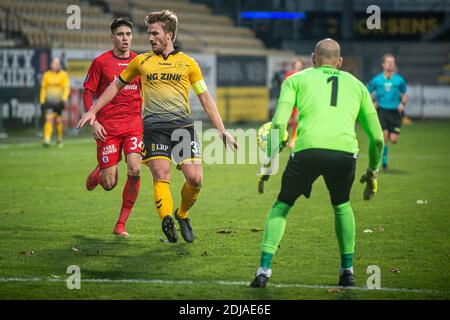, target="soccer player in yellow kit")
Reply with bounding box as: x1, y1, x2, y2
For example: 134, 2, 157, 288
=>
40, 58, 70, 147
77, 10, 238, 243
